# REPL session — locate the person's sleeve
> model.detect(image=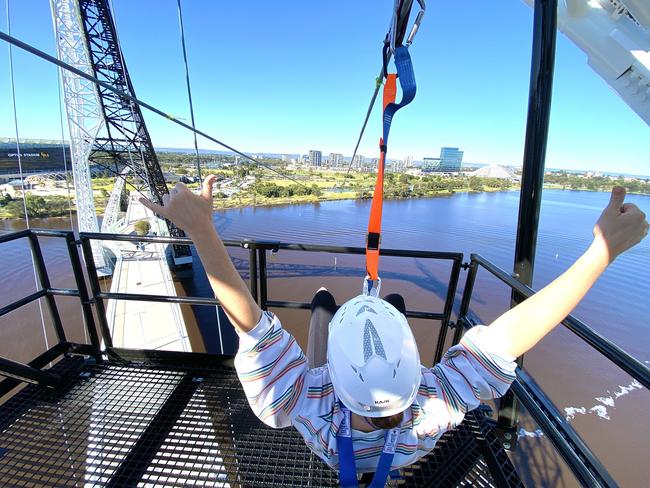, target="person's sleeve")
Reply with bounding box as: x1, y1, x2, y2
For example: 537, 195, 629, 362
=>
421, 325, 517, 429
234, 311, 308, 428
